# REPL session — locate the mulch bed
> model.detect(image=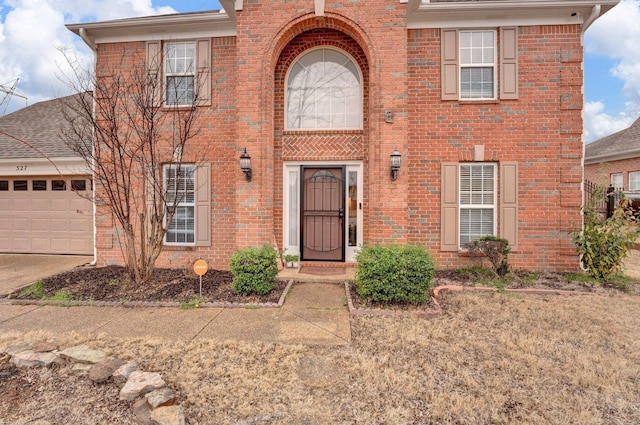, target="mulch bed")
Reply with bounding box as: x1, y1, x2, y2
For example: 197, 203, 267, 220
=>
8, 265, 286, 305
348, 268, 639, 313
